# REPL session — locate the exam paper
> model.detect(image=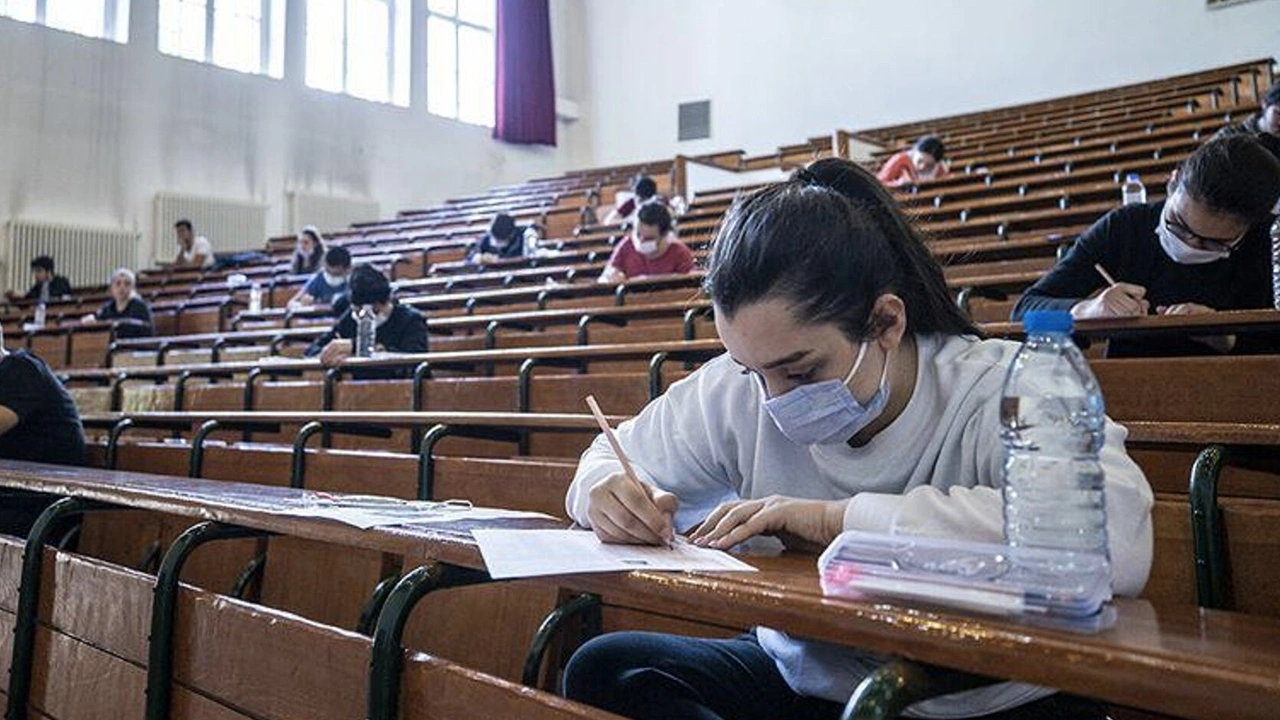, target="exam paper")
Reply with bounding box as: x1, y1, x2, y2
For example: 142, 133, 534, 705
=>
274, 500, 553, 530
472, 528, 758, 579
